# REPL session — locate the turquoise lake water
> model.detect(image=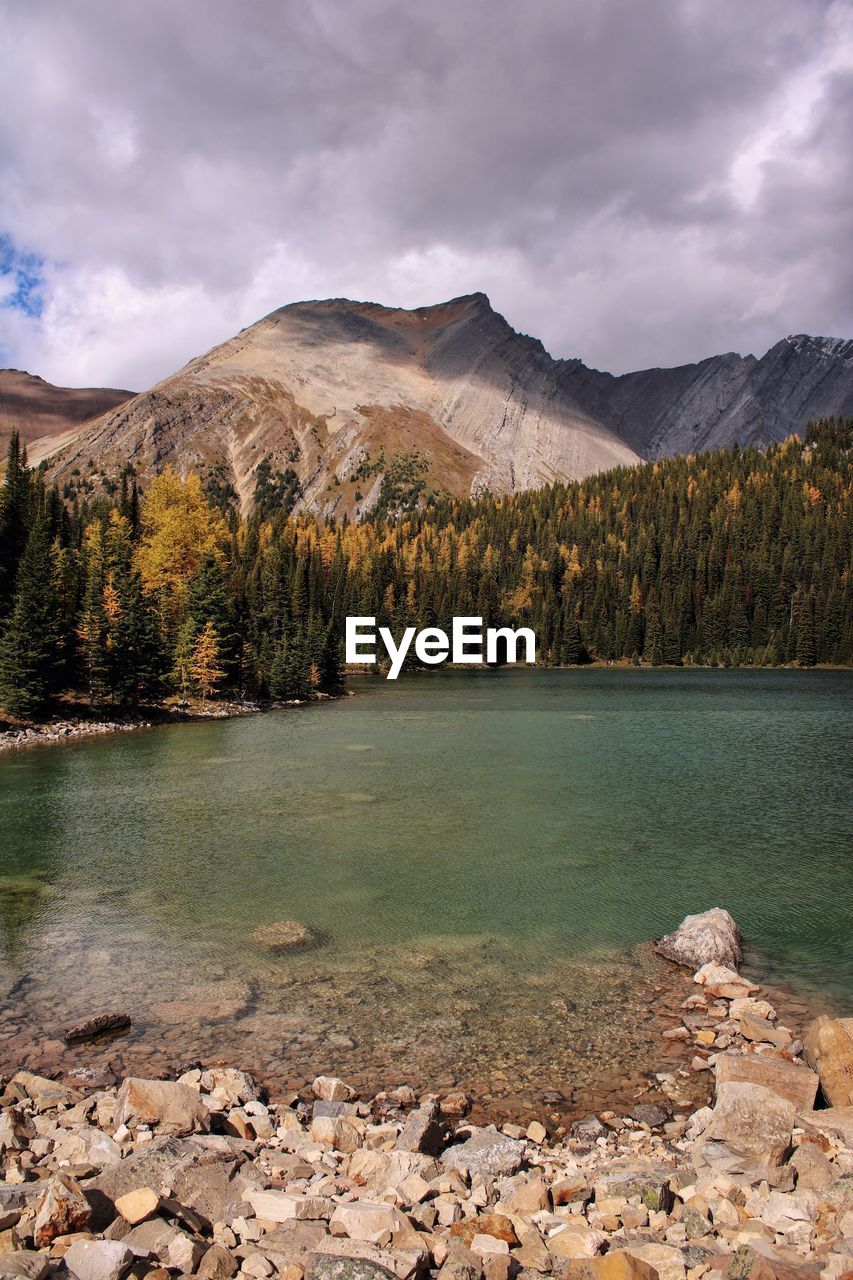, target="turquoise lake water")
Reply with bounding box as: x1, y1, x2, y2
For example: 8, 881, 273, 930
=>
0, 668, 850, 1115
